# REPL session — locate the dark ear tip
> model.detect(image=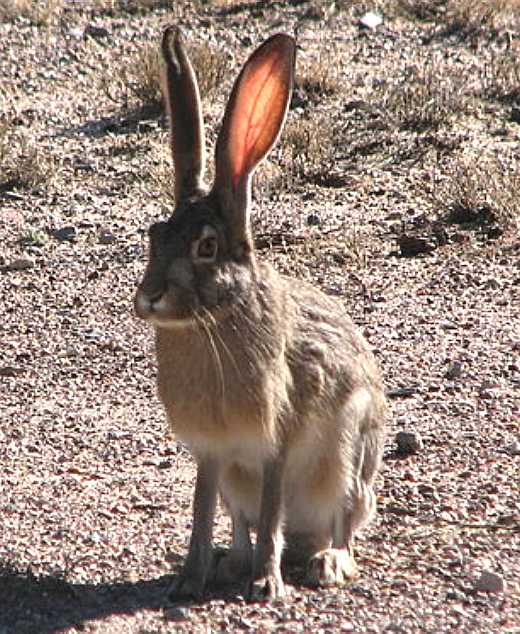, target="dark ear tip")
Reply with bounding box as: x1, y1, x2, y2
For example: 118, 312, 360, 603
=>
266, 33, 296, 57
162, 25, 183, 60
